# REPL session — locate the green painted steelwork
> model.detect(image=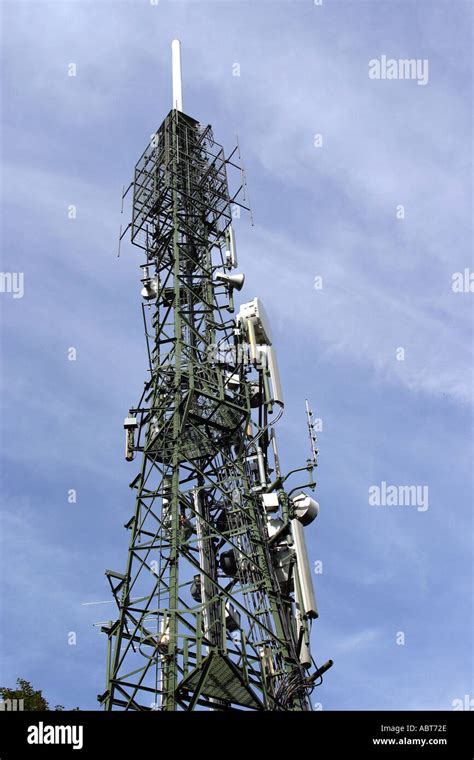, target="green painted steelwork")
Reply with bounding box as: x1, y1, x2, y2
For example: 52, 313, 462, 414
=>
99, 108, 320, 711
